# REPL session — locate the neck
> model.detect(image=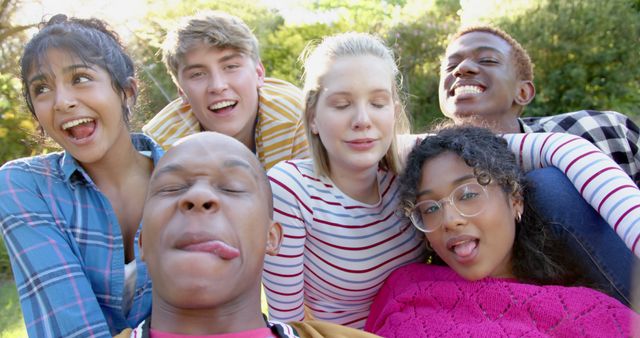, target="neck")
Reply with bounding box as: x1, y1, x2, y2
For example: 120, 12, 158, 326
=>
149, 289, 266, 335
82, 129, 149, 188
454, 112, 522, 134
329, 165, 380, 204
